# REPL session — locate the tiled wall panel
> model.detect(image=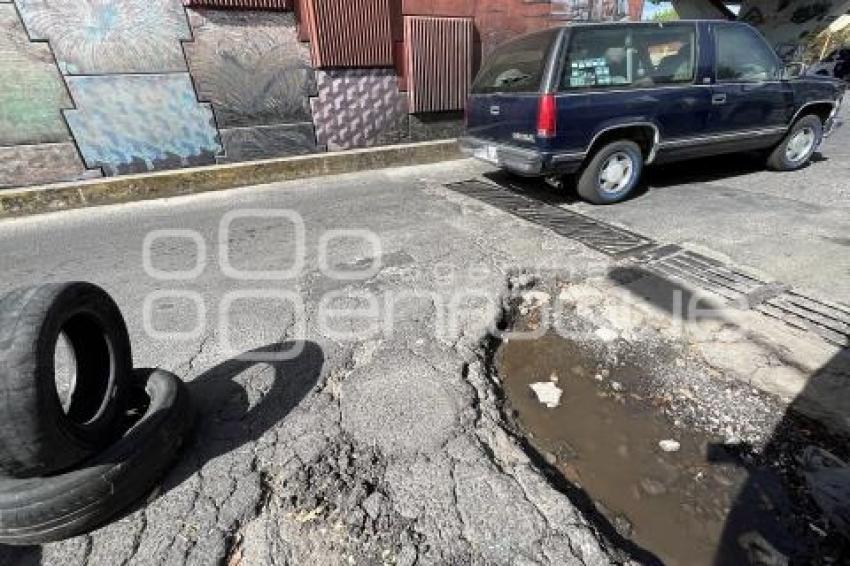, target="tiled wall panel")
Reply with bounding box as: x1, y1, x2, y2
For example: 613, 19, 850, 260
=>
303, 0, 393, 67
183, 0, 292, 8
14, 0, 191, 75
310, 69, 407, 150
218, 123, 317, 162
405, 16, 473, 113
64, 74, 222, 176
185, 10, 316, 128
0, 5, 74, 145
0, 143, 98, 188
